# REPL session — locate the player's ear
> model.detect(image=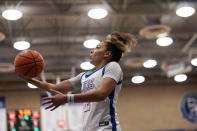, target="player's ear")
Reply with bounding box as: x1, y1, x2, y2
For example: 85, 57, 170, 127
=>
104, 51, 112, 59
